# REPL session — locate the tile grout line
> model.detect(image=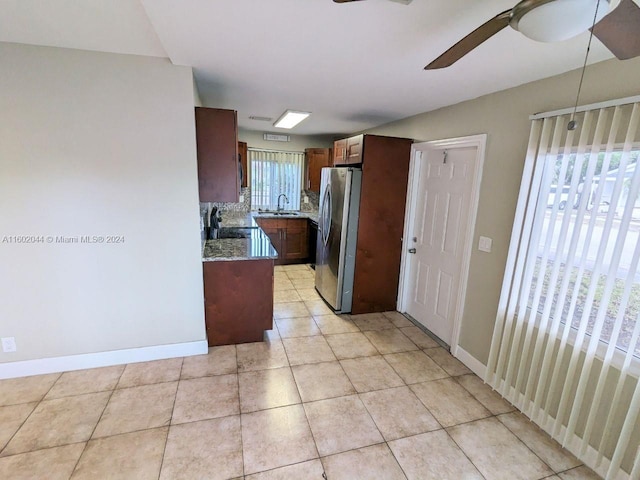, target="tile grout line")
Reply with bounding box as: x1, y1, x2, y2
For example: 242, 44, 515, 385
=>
156, 356, 184, 480
311, 307, 408, 476
442, 427, 490, 480
300, 304, 485, 476
3, 264, 593, 479
68, 365, 127, 479
0, 372, 62, 458
286, 282, 327, 477
235, 344, 248, 480
351, 387, 412, 479
494, 413, 583, 476
244, 272, 319, 475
